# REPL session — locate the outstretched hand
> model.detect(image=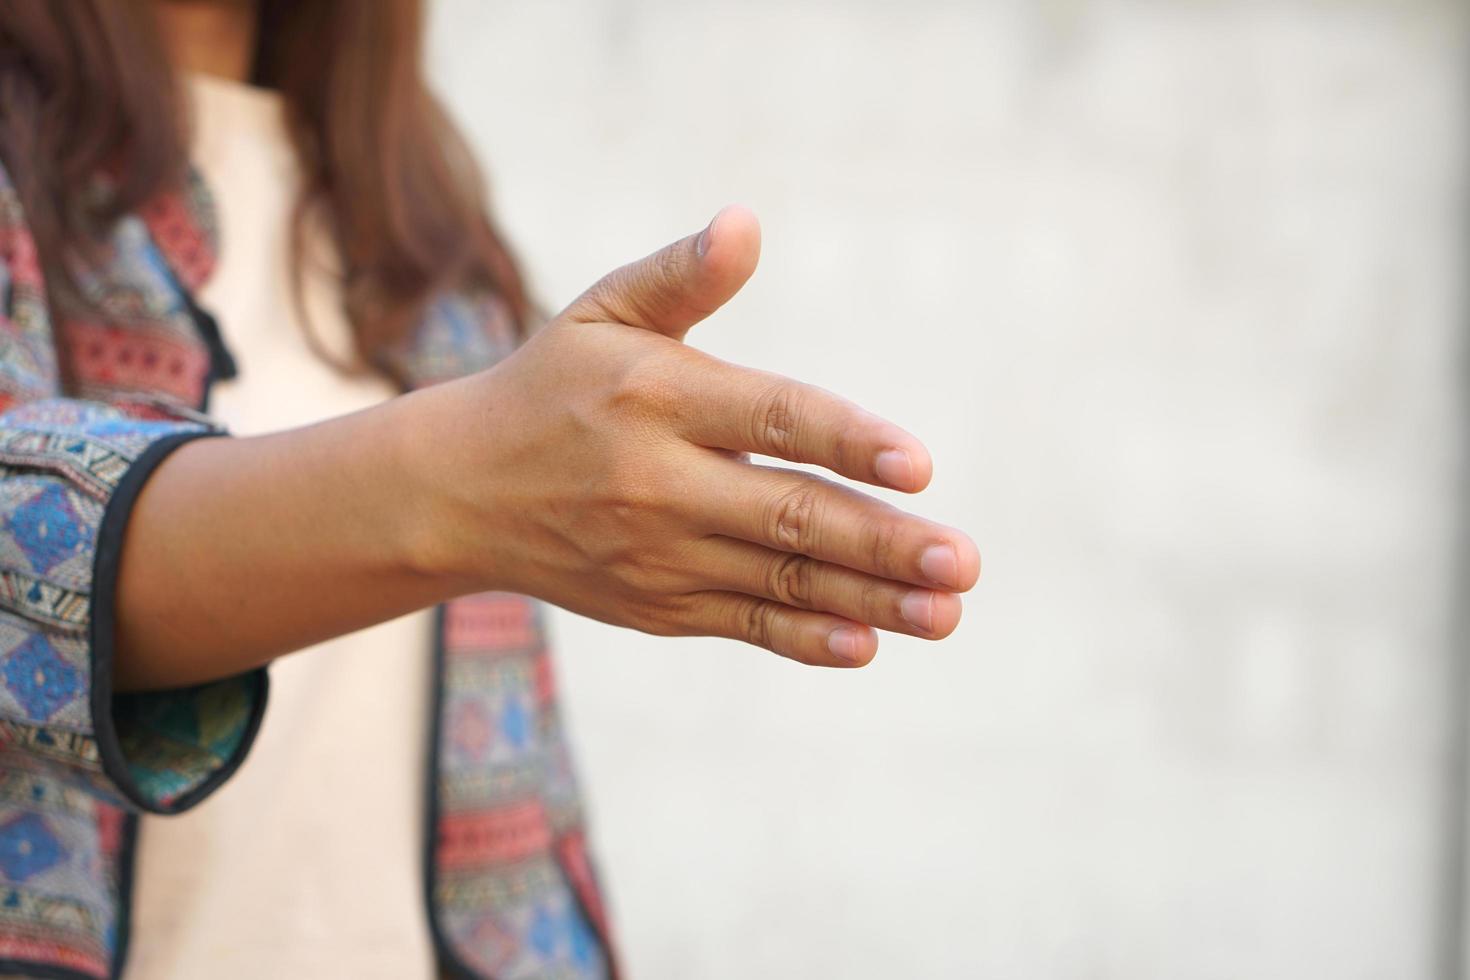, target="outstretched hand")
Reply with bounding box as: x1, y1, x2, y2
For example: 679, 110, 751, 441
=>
418, 206, 980, 668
